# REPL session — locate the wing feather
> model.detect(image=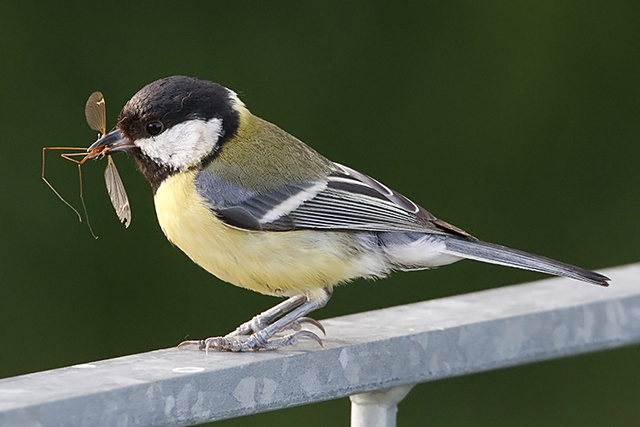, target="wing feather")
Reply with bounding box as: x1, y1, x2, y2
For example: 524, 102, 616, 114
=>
195, 162, 472, 237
